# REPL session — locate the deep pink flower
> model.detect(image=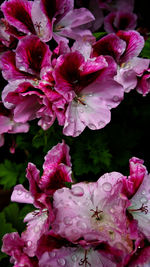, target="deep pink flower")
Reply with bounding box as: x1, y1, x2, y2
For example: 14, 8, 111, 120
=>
1, 0, 36, 35
31, 0, 95, 43
54, 51, 124, 136
104, 11, 137, 33
11, 142, 72, 207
